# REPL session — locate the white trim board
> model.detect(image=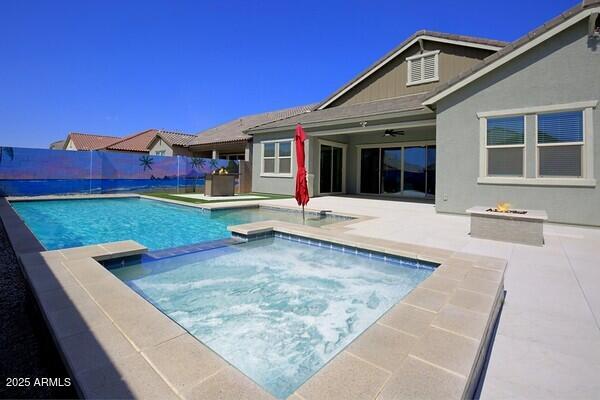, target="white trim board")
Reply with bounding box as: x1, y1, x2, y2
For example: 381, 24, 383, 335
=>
423, 7, 600, 106
477, 101, 598, 118
318, 35, 503, 110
